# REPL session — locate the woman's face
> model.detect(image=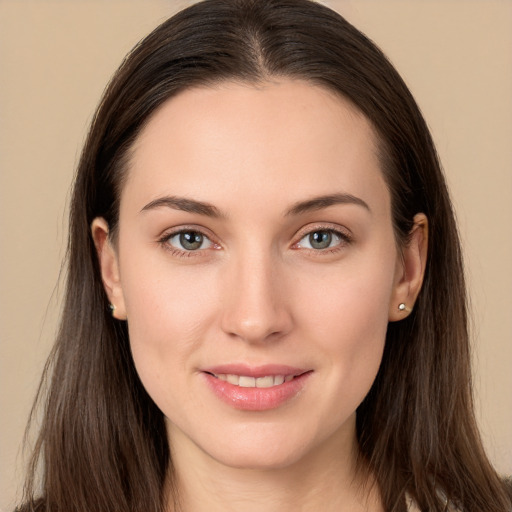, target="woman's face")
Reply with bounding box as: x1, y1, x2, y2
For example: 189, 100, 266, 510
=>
98, 80, 412, 469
